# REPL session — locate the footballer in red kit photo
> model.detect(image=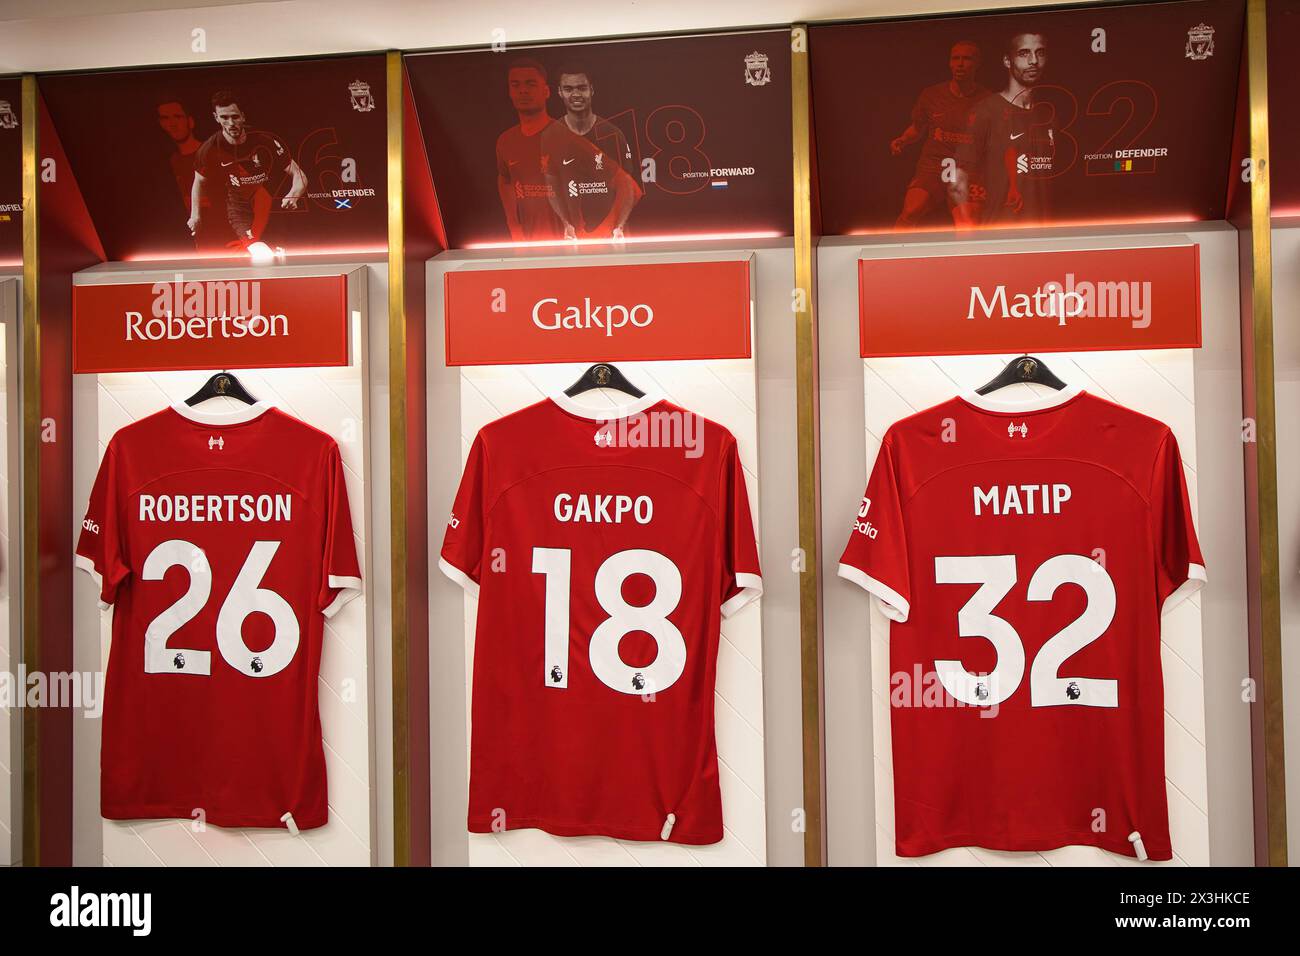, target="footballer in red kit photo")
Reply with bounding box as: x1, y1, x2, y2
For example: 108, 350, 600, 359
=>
37, 55, 388, 260
154, 97, 230, 252
188, 91, 306, 248
890, 40, 989, 229
495, 58, 566, 242
540, 63, 643, 240
951, 30, 1055, 227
